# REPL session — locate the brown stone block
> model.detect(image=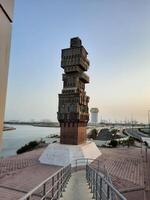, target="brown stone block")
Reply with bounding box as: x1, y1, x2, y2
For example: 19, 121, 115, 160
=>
60, 122, 87, 145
